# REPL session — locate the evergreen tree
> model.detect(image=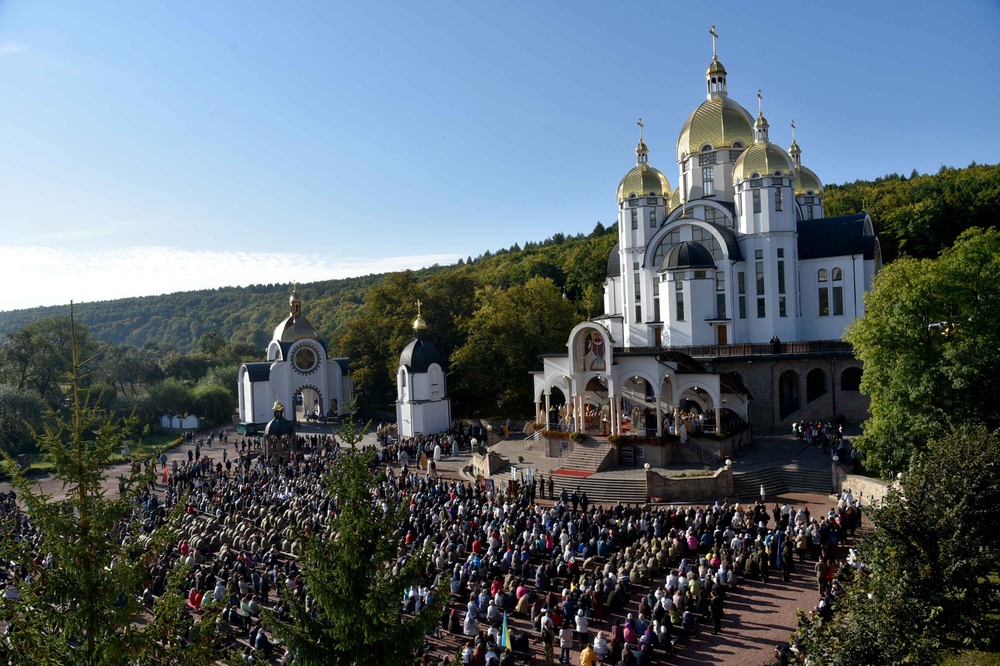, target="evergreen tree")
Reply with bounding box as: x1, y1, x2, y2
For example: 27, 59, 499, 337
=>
0, 308, 222, 665
266, 415, 445, 665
